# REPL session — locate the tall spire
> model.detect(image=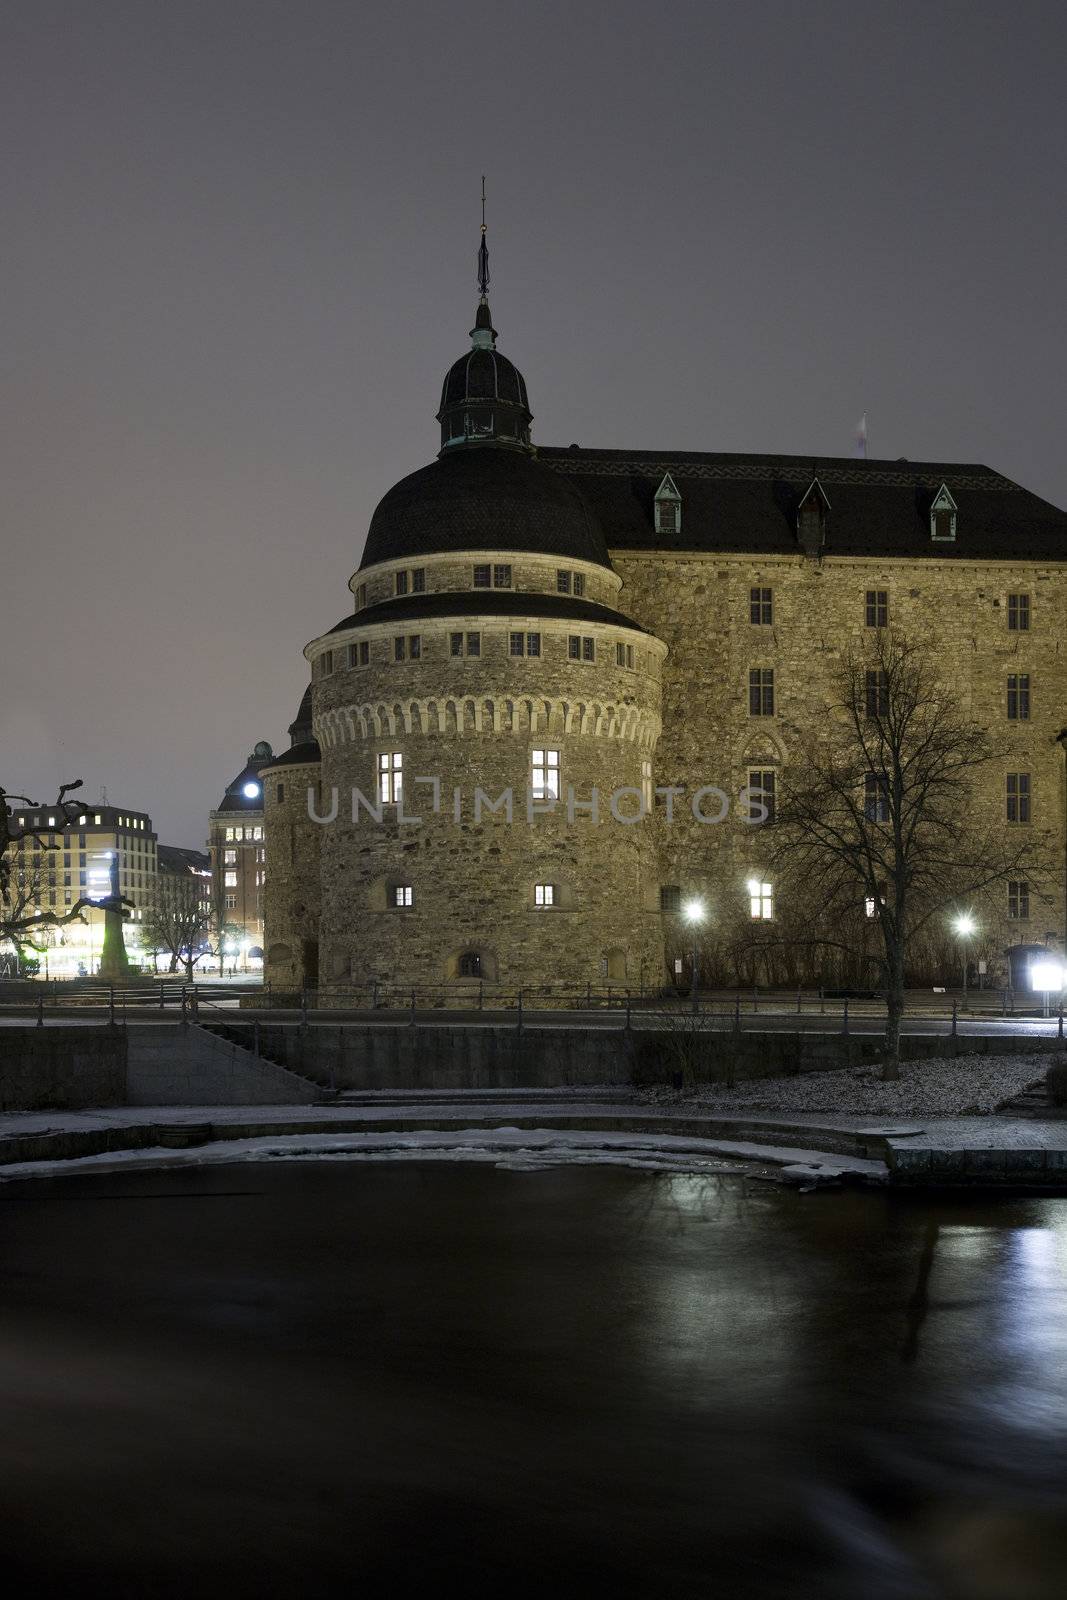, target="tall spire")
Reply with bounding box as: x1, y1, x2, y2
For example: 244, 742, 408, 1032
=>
471, 175, 497, 350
